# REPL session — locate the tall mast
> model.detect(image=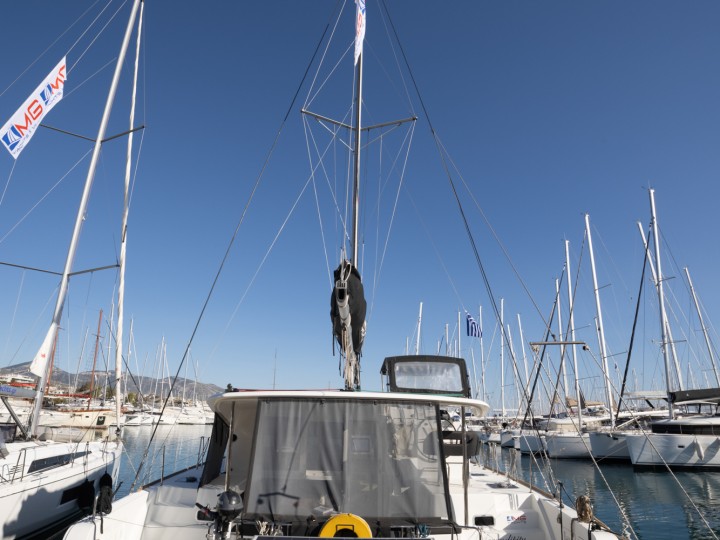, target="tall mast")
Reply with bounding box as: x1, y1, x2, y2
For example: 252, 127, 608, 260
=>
29, 0, 142, 437
685, 267, 720, 386
649, 189, 675, 419
500, 298, 506, 418
565, 240, 582, 430
351, 52, 363, 265
585, 213, 615, 428
636, 221, 683, 391
87, 310, 103, 410
556, 278, 568, 405
115, 0, 144, 434
415, 302, 423, 355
